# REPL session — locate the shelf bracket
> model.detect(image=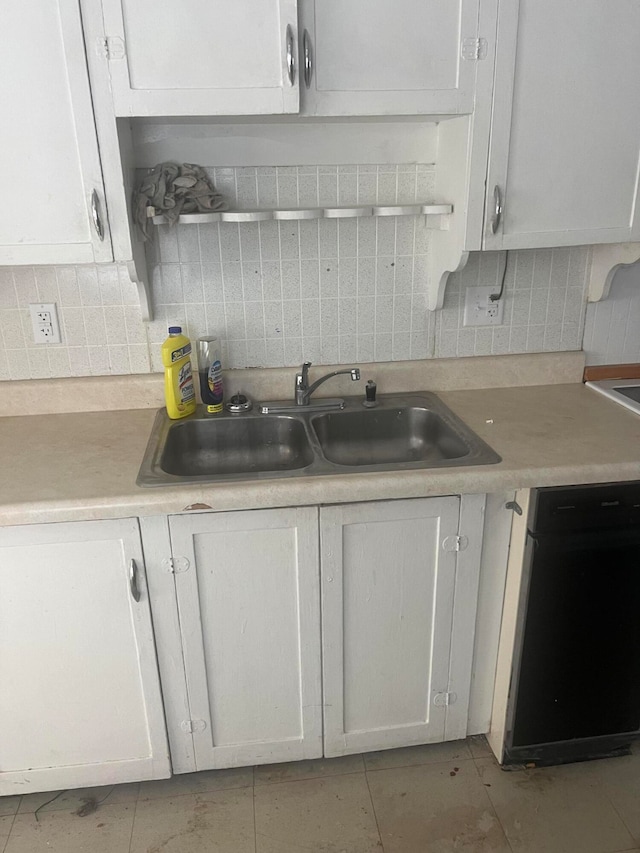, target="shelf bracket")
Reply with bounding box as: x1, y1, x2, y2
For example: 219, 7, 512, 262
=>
587, 243, 640, 303
125, 261, 152, 322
